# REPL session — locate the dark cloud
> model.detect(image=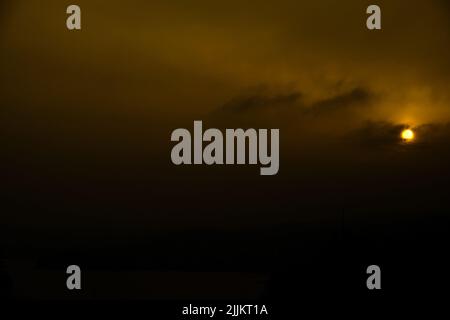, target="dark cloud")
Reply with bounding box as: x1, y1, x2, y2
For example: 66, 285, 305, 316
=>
304, 88, 374, 116
350, 121, 450, 149
414, 123, 450, 144
218, 87, 374, 121
350, 121, 408, 148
